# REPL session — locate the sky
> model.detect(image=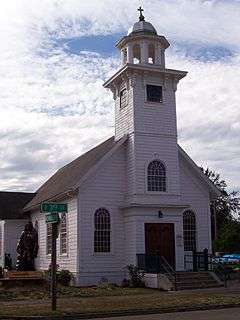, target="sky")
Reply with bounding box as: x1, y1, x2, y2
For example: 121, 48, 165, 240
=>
0, 0, 239, 192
